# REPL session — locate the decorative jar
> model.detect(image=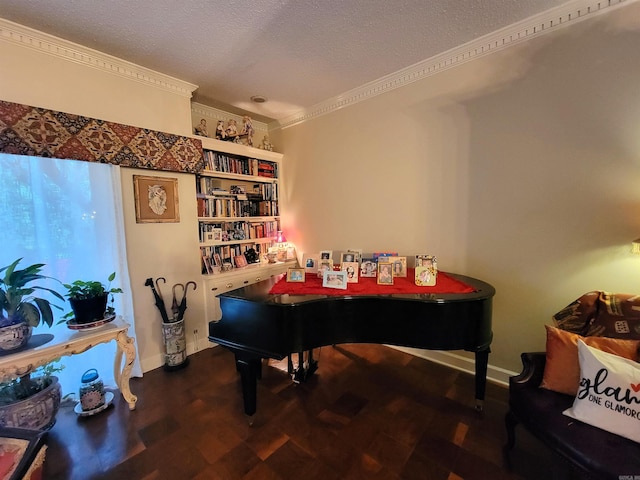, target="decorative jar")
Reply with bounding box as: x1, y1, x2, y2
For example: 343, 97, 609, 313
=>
79, 368, 105, 411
